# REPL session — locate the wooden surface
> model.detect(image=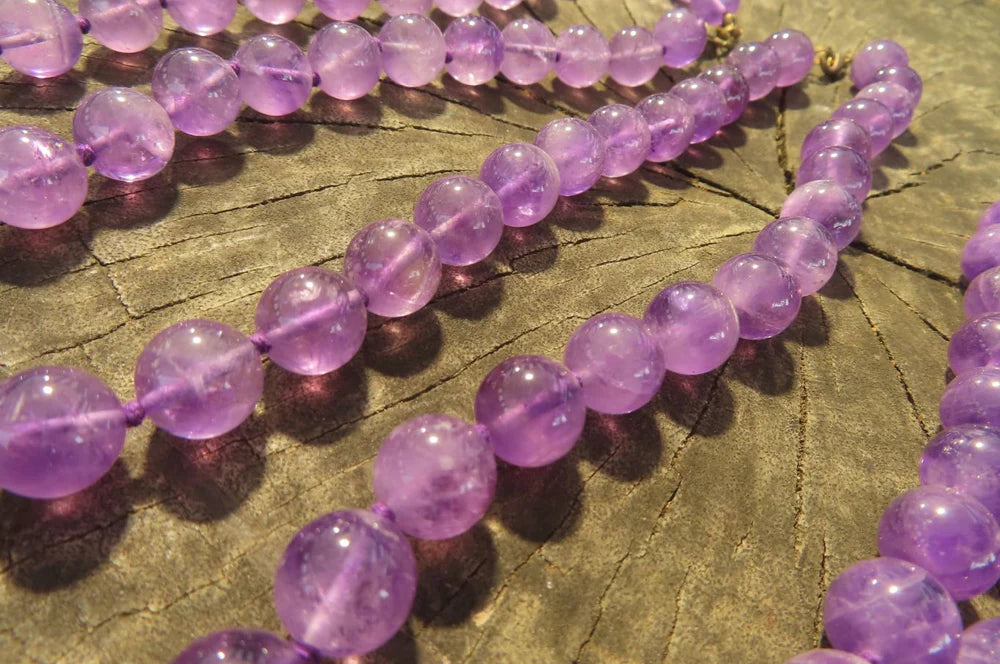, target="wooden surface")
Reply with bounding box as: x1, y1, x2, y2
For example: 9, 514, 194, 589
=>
2, 1, 1000, 662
